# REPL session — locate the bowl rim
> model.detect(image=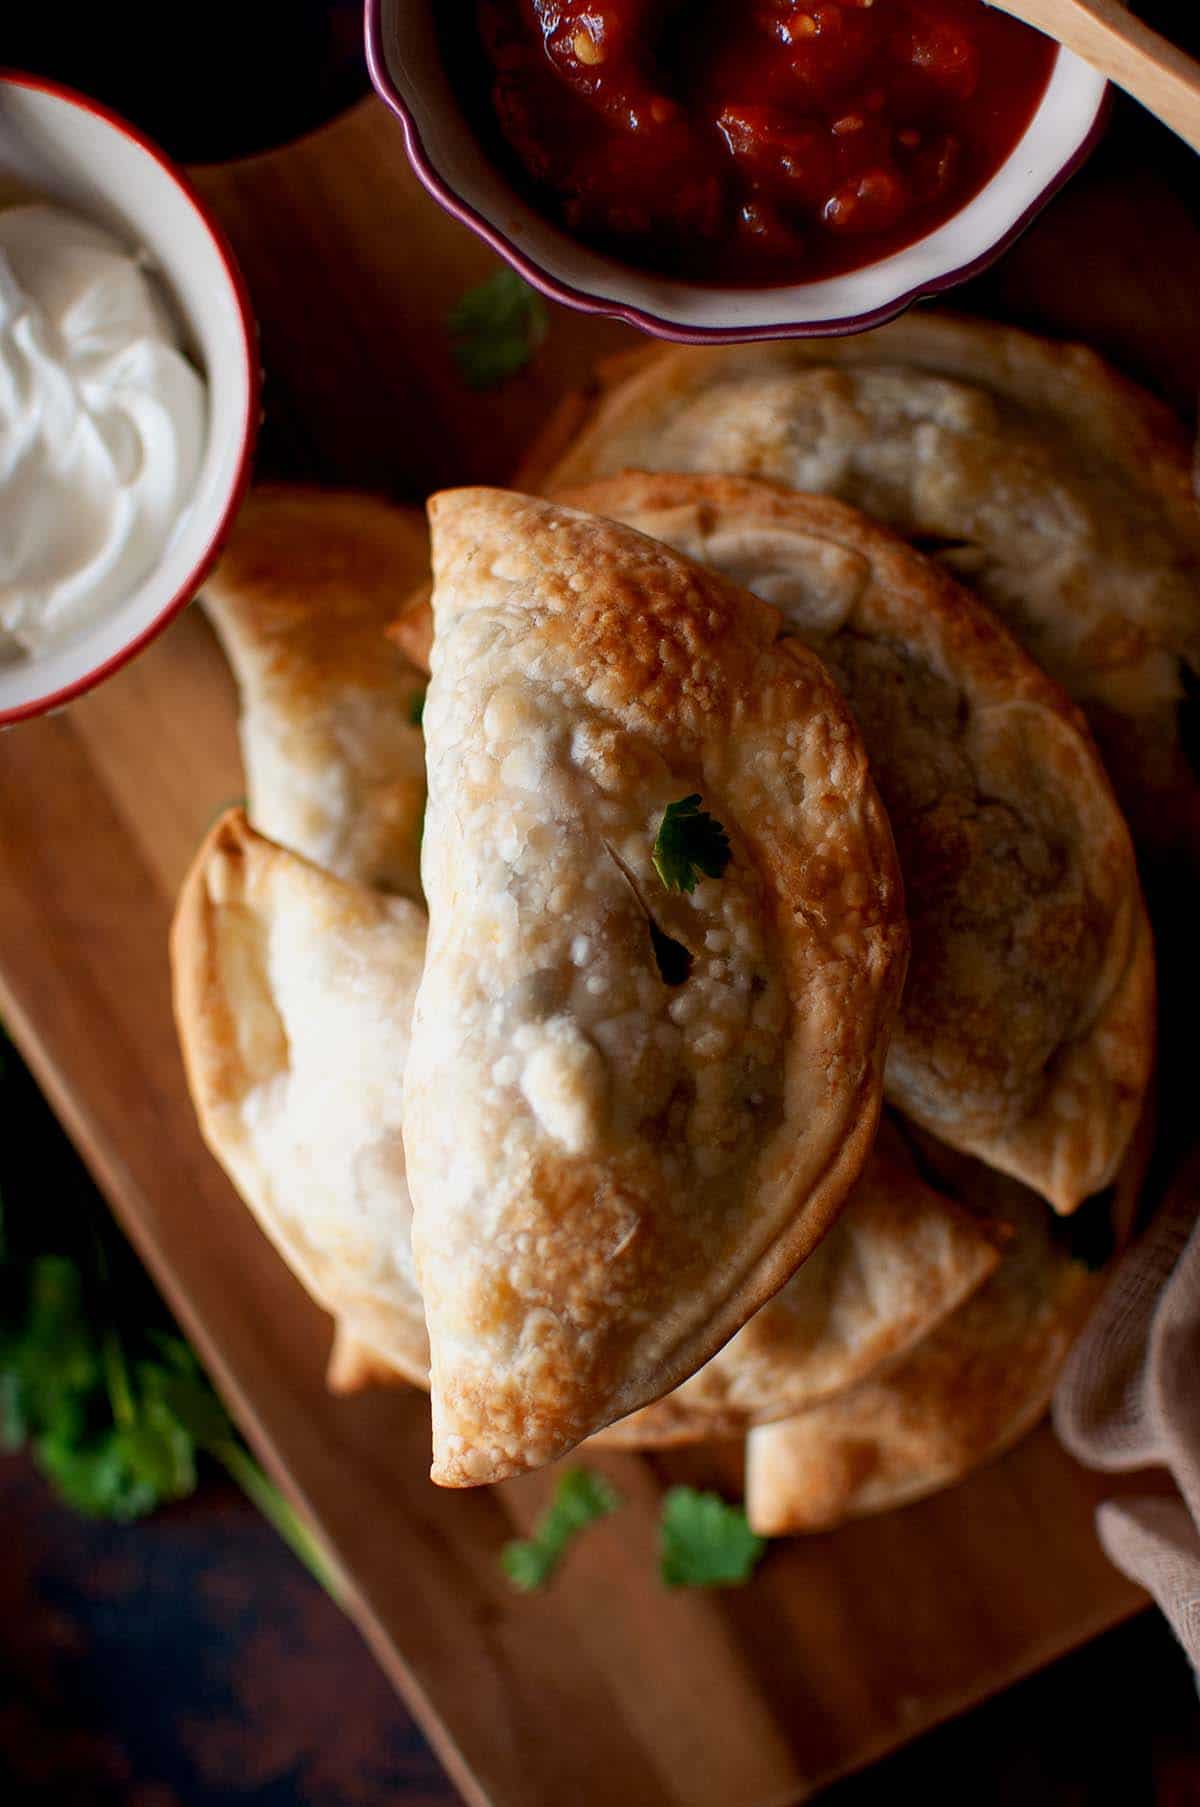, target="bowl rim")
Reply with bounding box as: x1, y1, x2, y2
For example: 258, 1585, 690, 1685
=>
365, 0, 1111, 346
0, 68, 260, 728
